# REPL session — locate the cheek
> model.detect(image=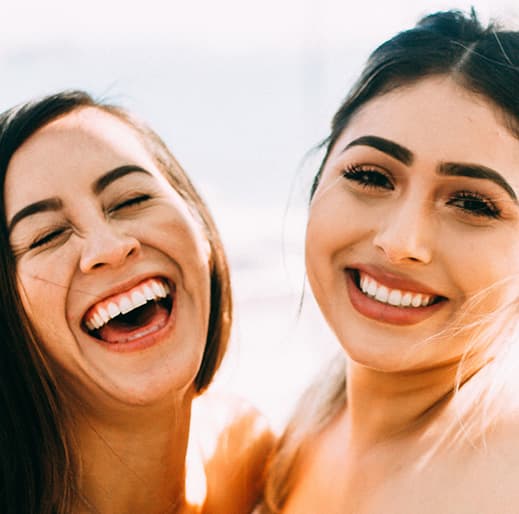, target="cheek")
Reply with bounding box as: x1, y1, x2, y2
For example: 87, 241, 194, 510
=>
134, 209, 213, 322
16, 258, 71, 339
436, 226, 519, 328
305, 192, 370, 274
305, 201, 349, 308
